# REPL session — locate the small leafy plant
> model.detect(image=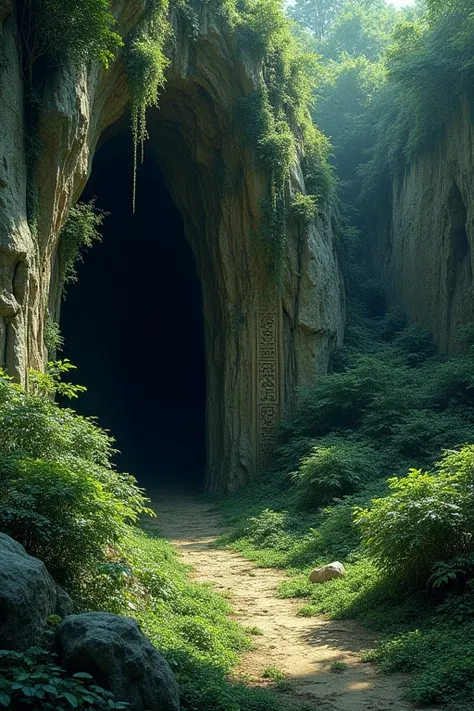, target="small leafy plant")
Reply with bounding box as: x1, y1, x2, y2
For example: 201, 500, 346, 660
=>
262, 666, 286, 683
0, 647, 129, 710
330, 661, 348, 673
